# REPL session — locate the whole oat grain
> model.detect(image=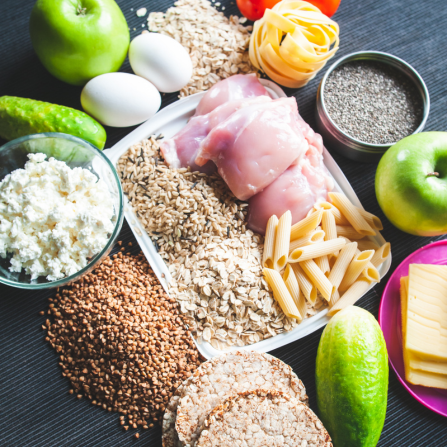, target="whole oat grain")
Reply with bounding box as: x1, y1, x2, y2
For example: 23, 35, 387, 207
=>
175, 350, 308, 447
45, 248, 202, 431
148, 0, 255, 97
197, 389, 332, 447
